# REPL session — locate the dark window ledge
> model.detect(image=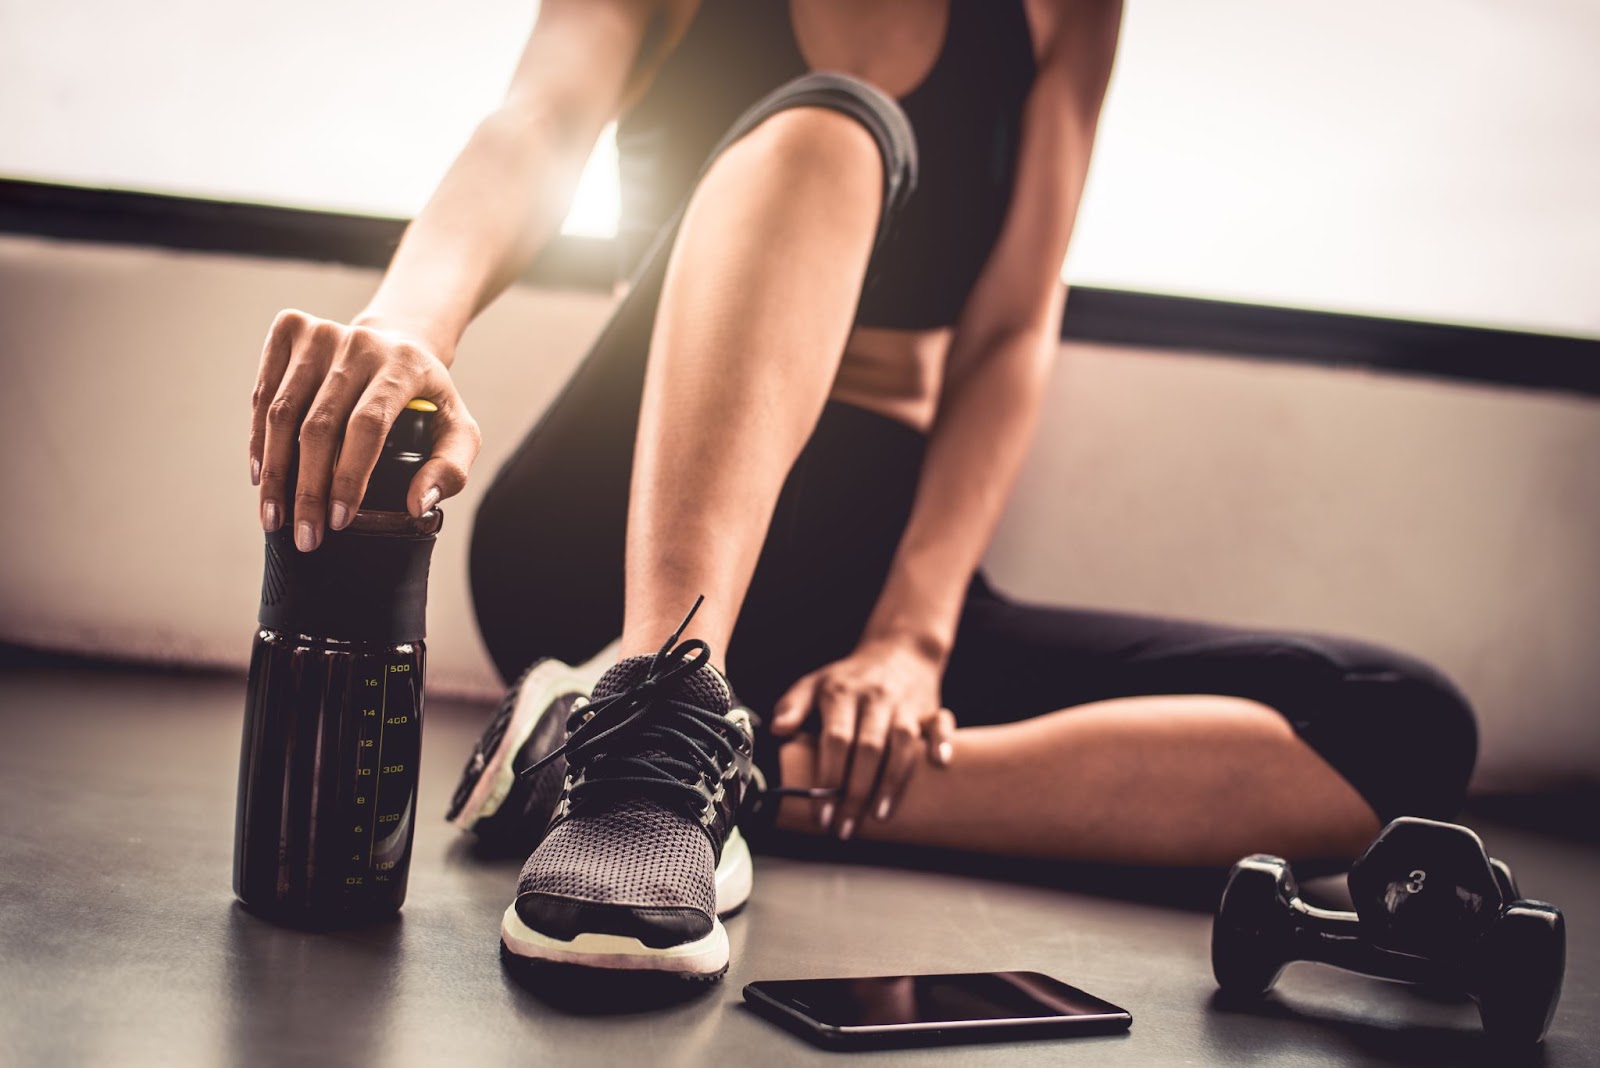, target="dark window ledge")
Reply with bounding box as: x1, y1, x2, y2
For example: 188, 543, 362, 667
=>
3, 177, 1595, 397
